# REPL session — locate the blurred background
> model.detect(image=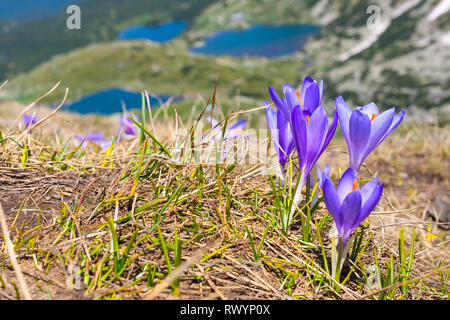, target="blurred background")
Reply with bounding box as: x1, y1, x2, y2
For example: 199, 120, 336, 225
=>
0, 0, 449, 124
